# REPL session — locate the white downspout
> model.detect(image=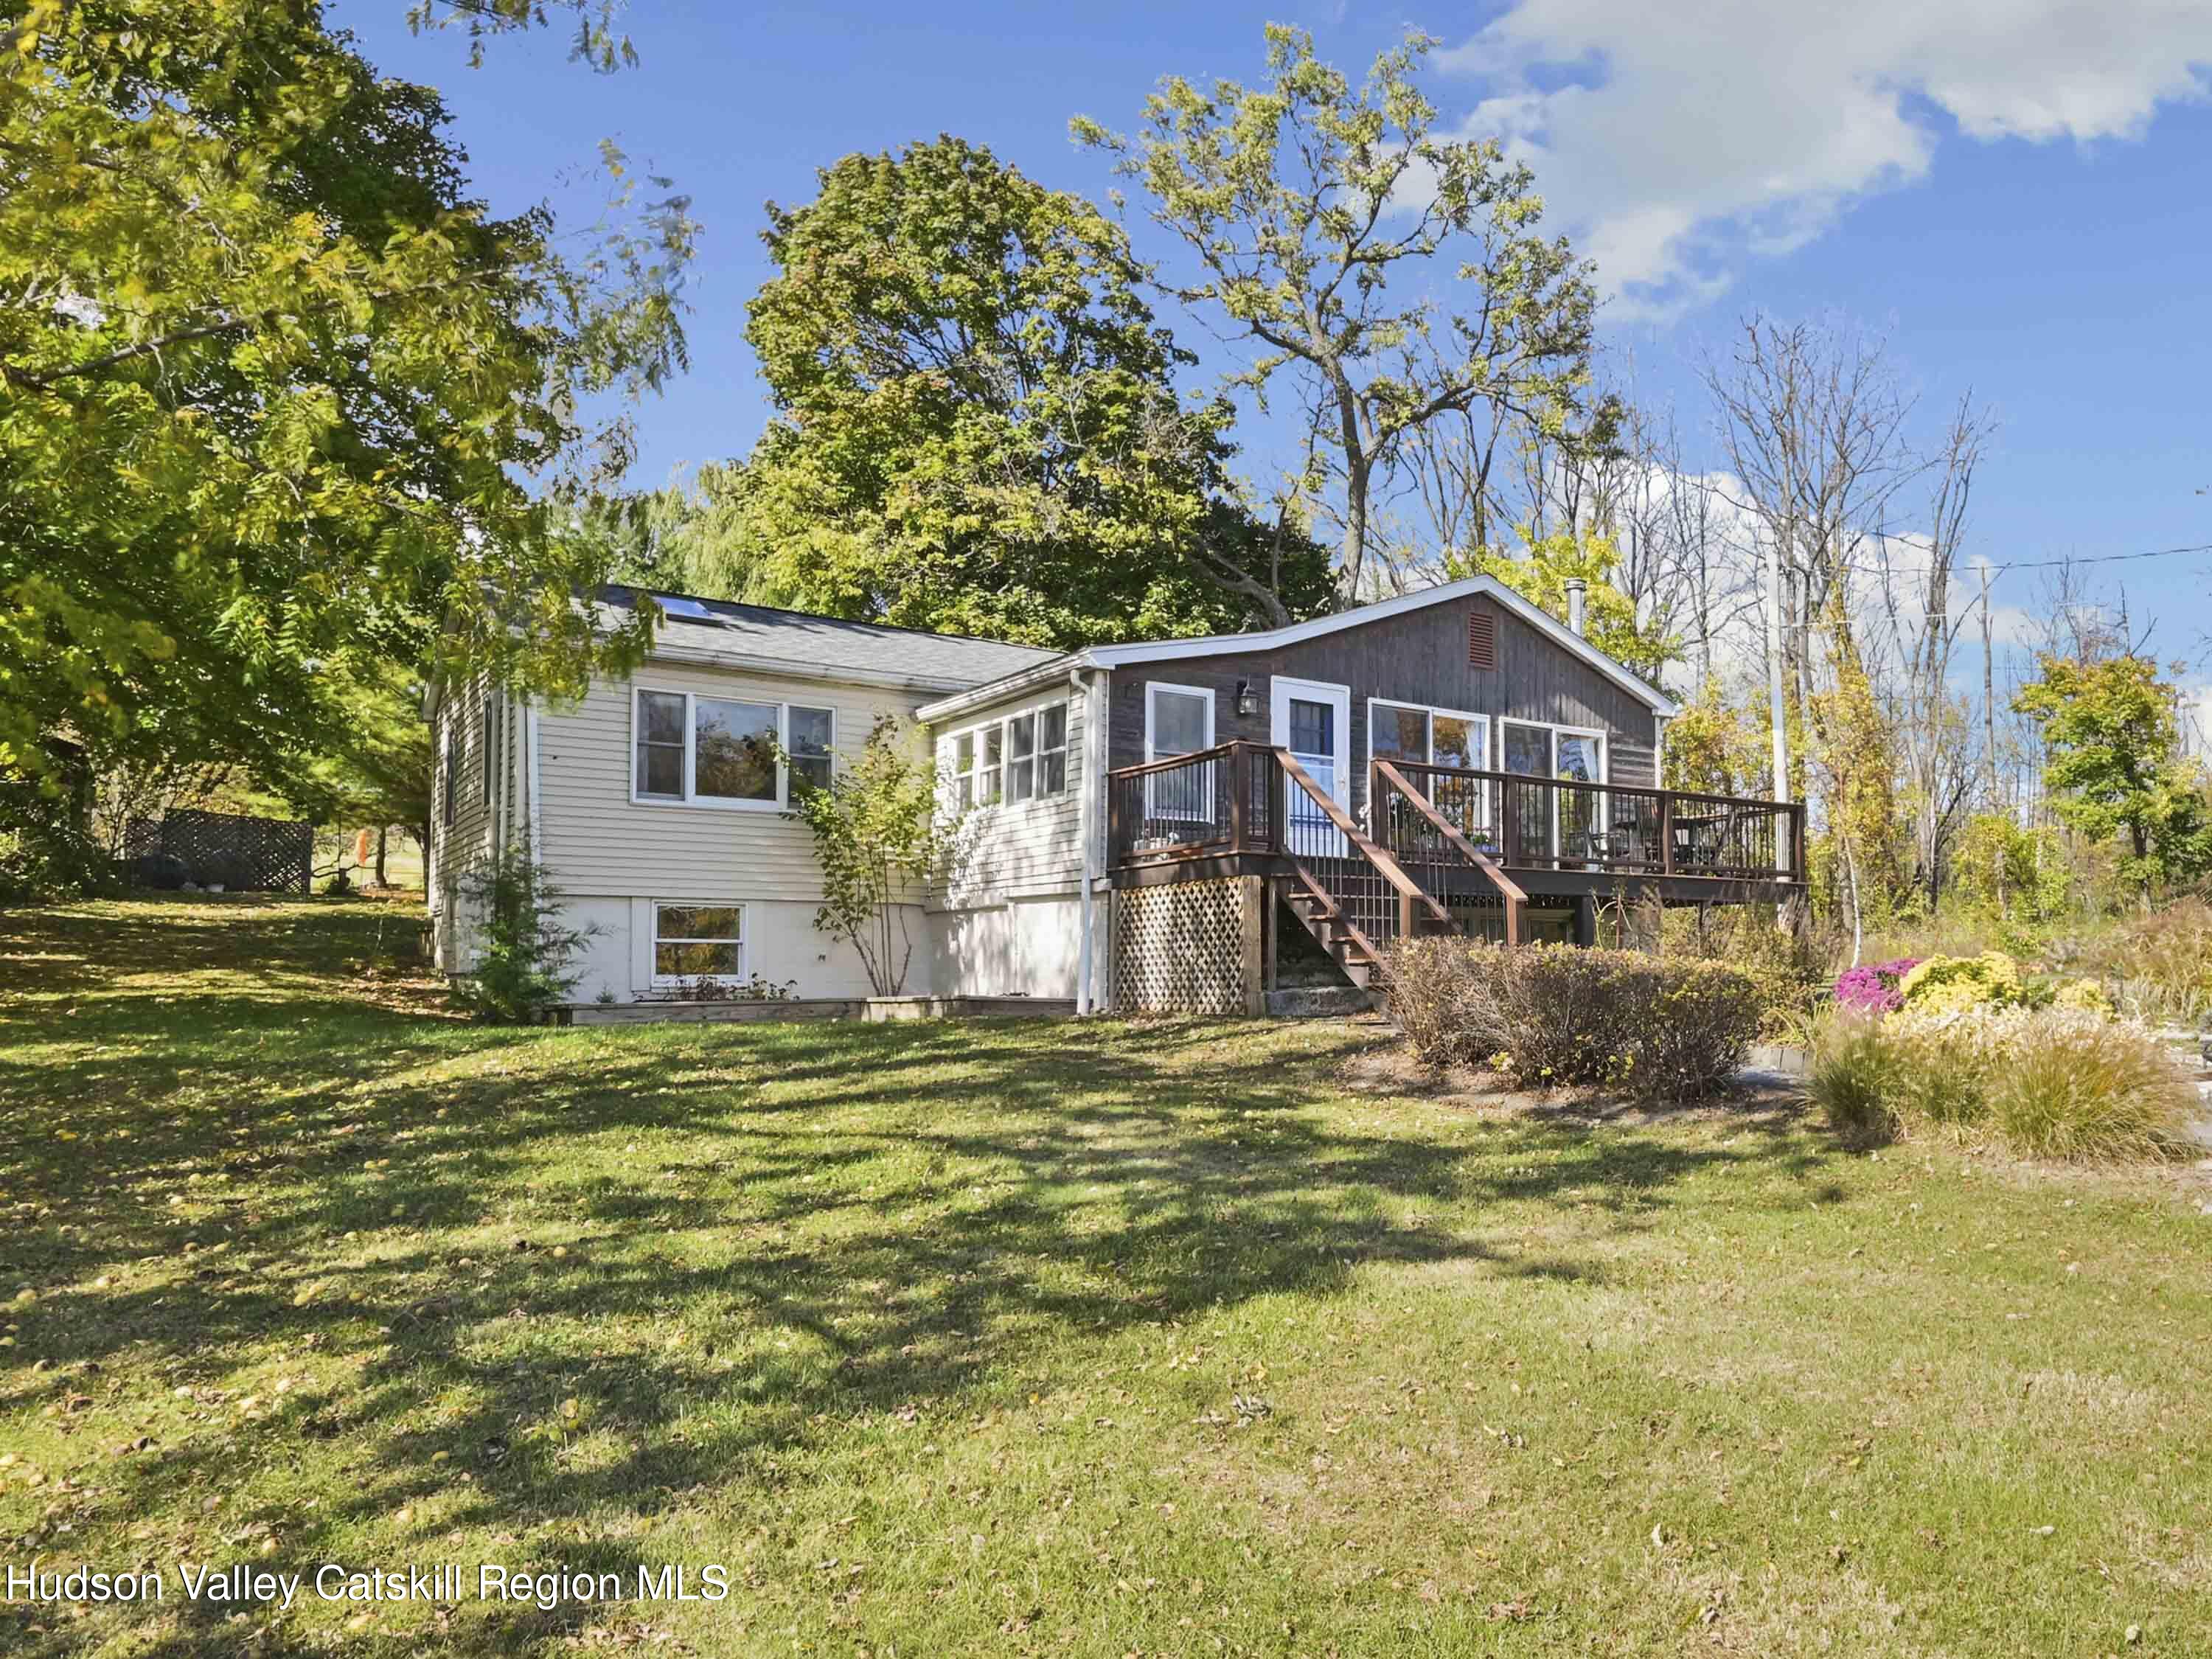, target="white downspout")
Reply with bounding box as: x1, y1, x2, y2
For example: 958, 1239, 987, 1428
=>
1074, 666, 1103, 1014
